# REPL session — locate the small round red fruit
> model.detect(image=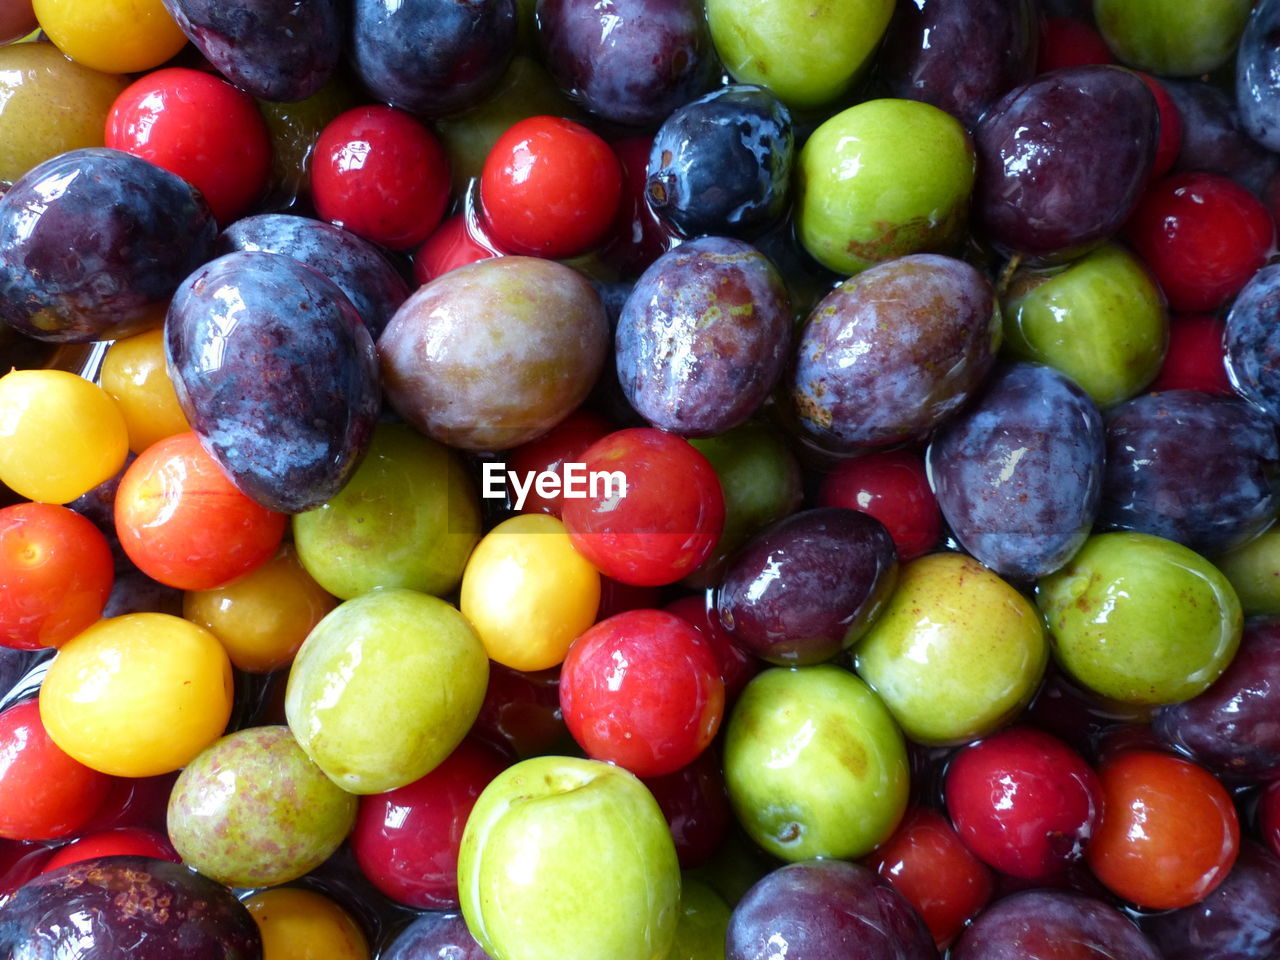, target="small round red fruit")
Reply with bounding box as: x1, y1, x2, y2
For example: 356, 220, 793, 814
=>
817, 448, 942, 560
1037, 17, 1115, 72
505, 409, 614, 518
945, 726, 1103, 881
0, 502, 113, 651
561, 428, 725, 587
559, 609, 725, 778
1136, 73, 1183, 181
641, 749, 731, 869
480, 115, 622, 259
1148, 313, 1234, 395
412, 213, 499, 285
105, 67, 272, 225
664, 594, 761, 703
312, 105, 451, 250
1086, 750, 1239, 909
42, 827, 178, 873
